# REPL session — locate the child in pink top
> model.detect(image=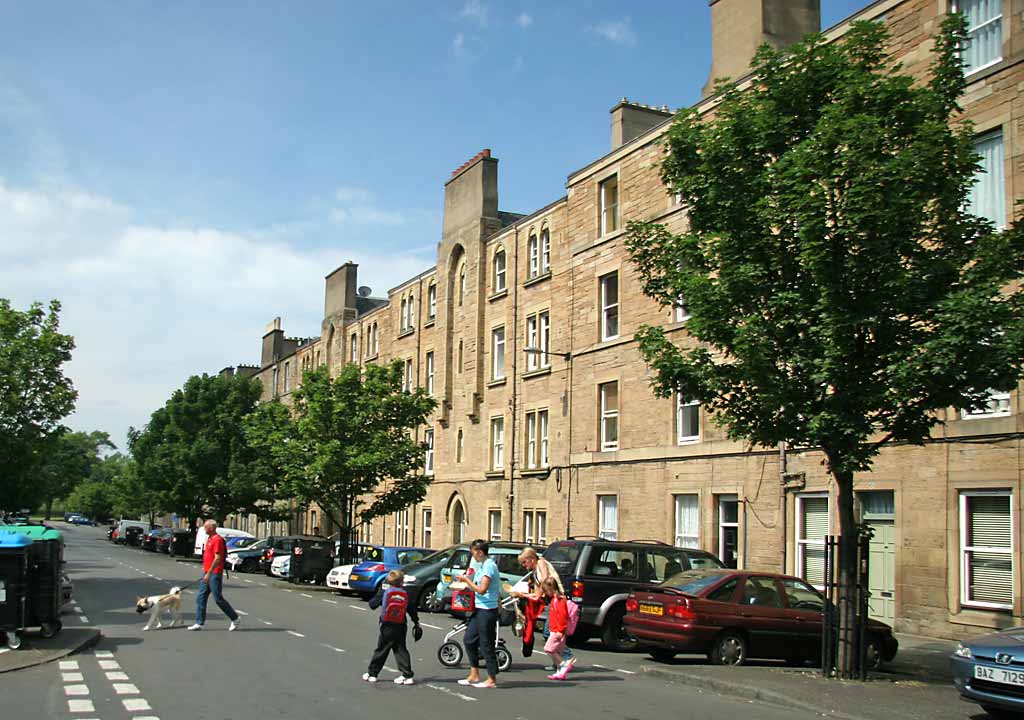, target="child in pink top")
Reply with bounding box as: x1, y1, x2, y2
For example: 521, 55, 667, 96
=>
540, 577, 571, 680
